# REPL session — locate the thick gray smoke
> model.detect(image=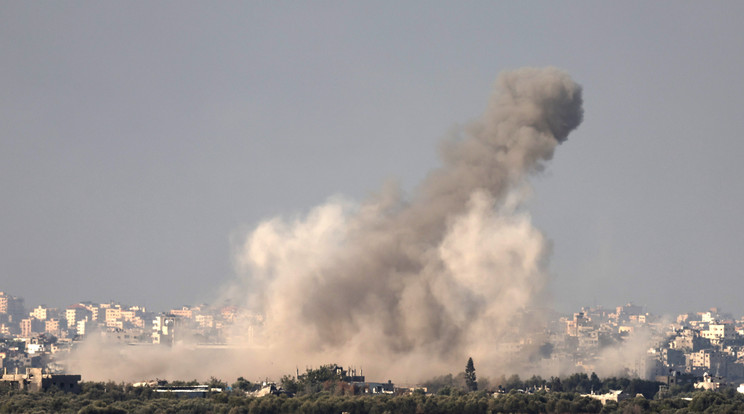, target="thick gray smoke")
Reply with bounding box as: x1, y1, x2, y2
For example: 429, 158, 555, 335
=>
64, 67, 586, 383
230, 67, 584, 380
